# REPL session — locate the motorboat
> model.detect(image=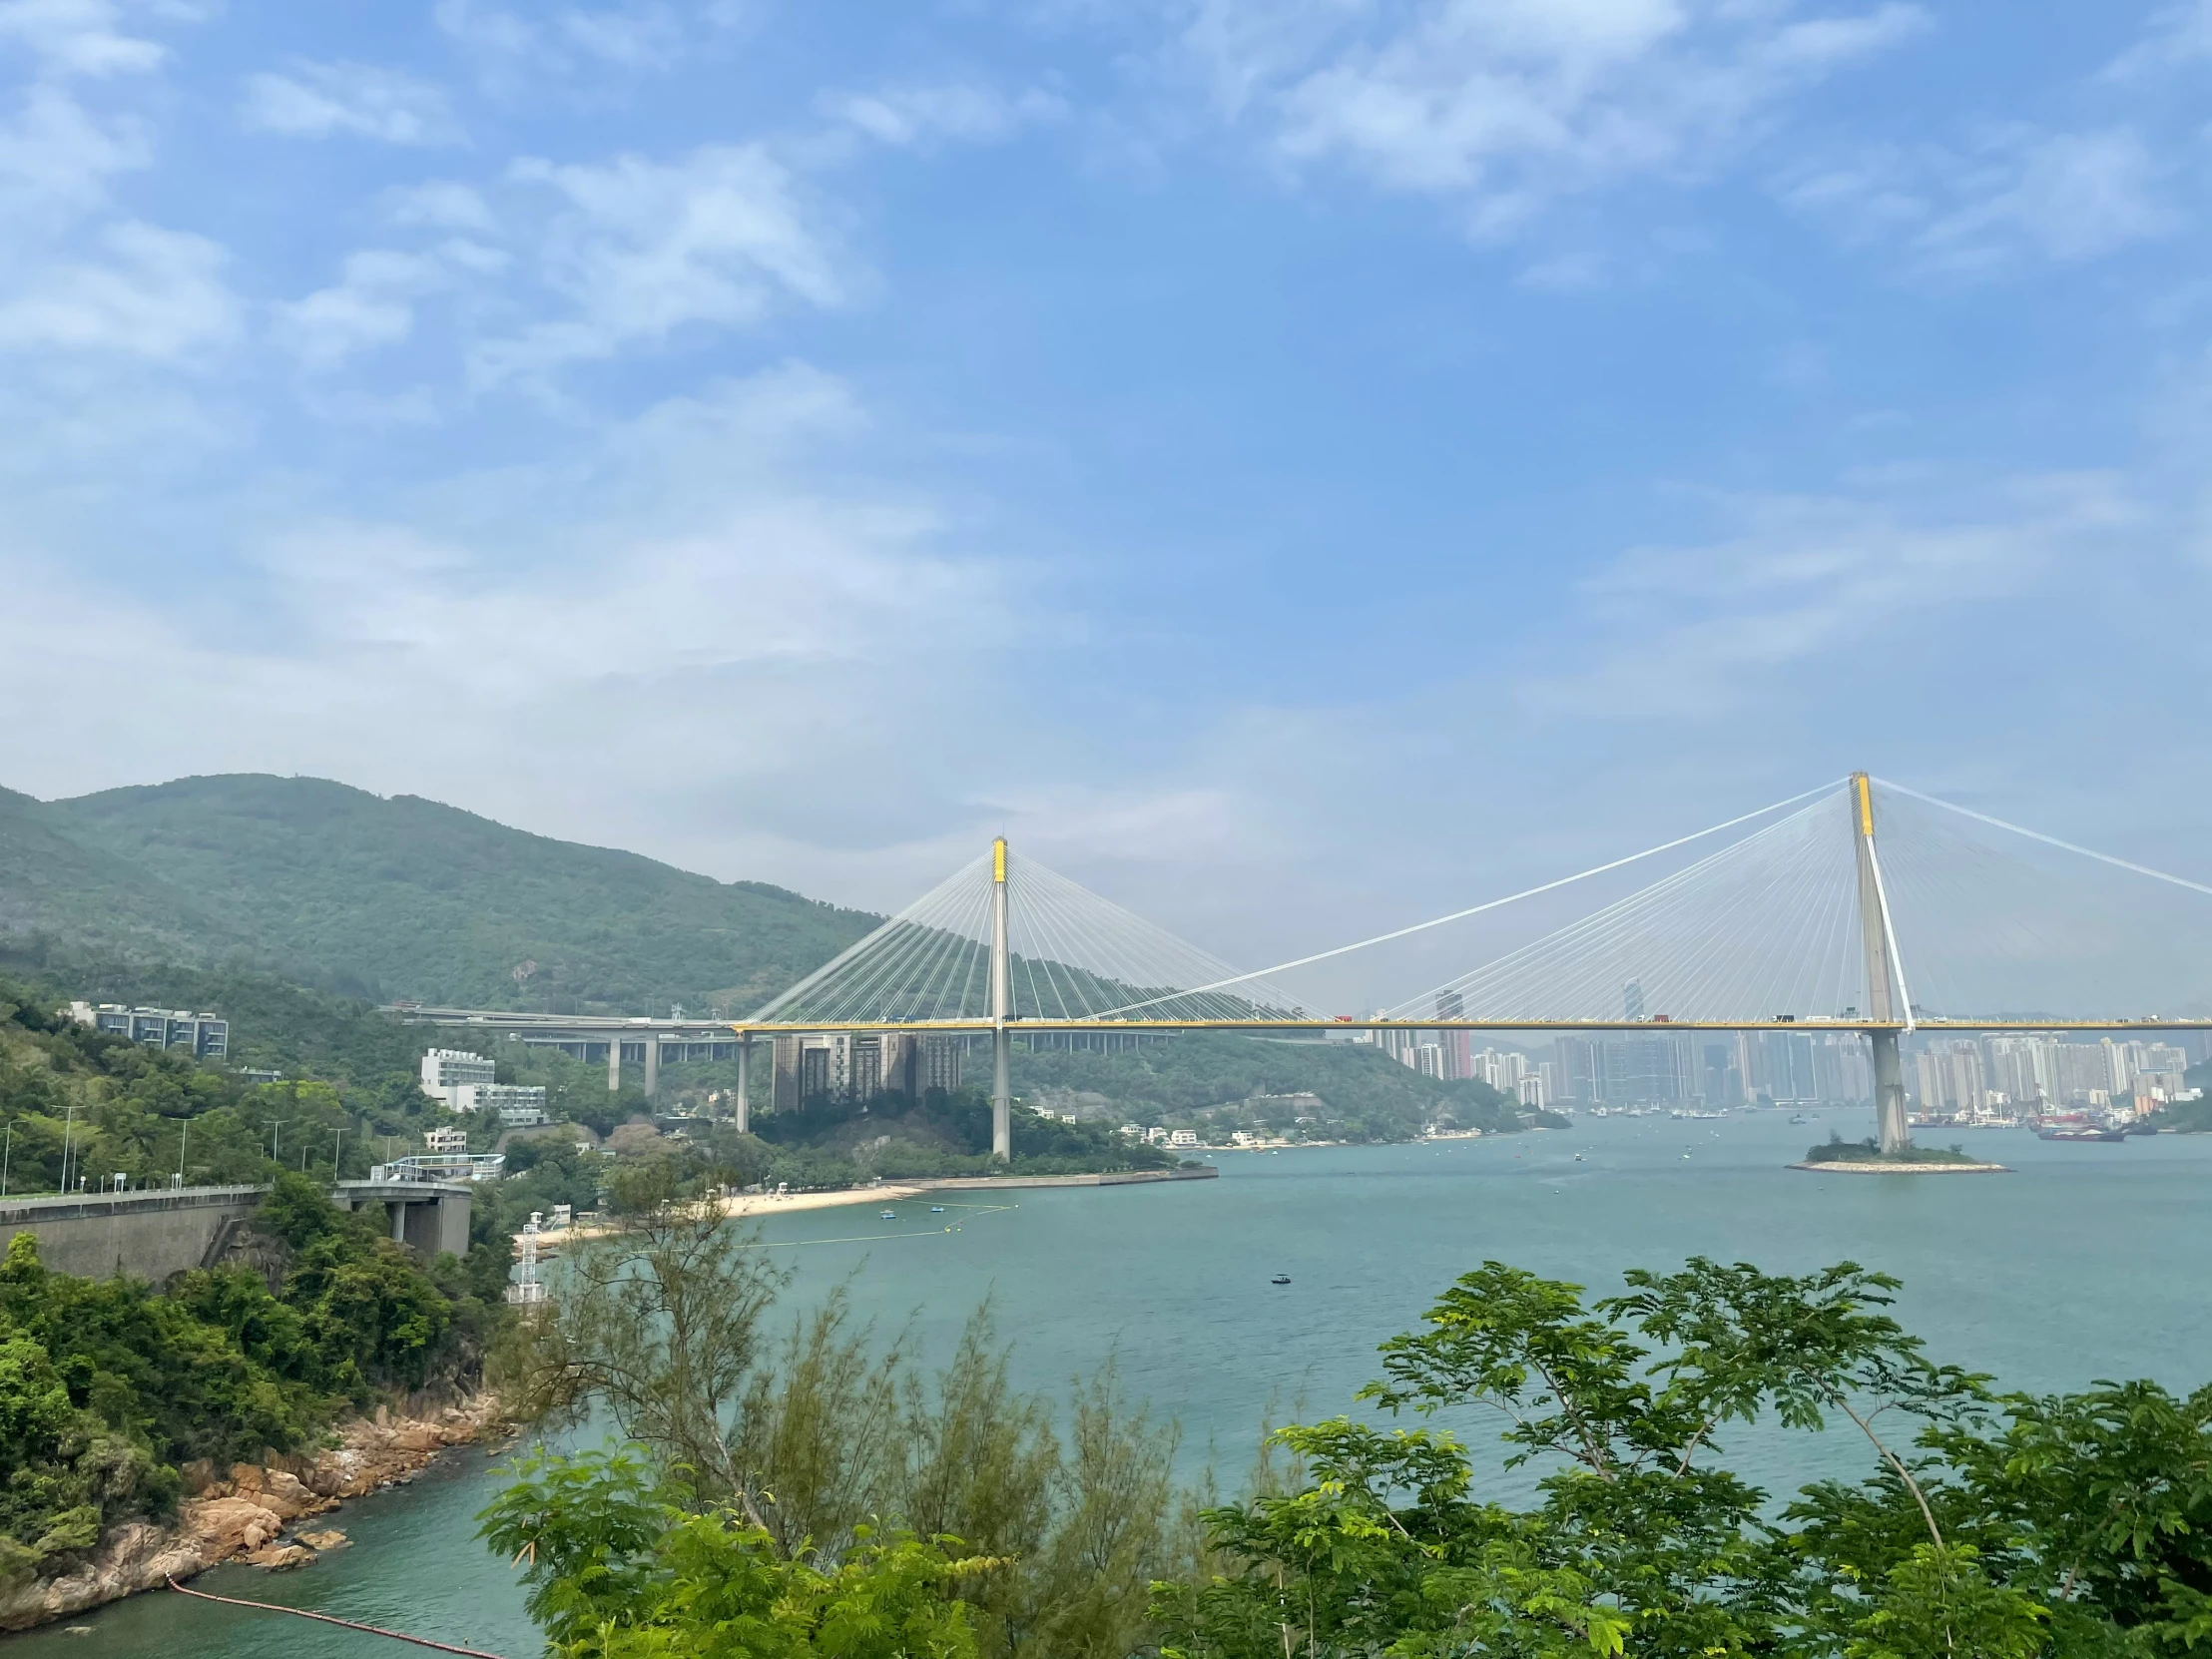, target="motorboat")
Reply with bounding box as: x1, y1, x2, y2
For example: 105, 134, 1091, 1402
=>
1271, 1274, 1292, 1286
